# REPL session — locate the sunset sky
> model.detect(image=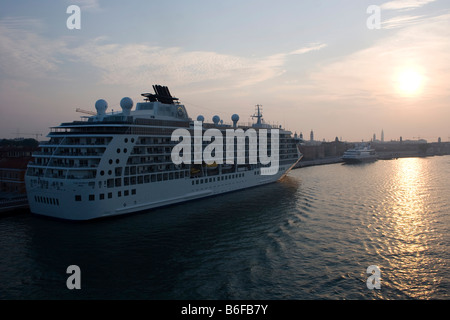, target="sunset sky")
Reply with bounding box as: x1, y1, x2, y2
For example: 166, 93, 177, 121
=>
1, 0, 449, 142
